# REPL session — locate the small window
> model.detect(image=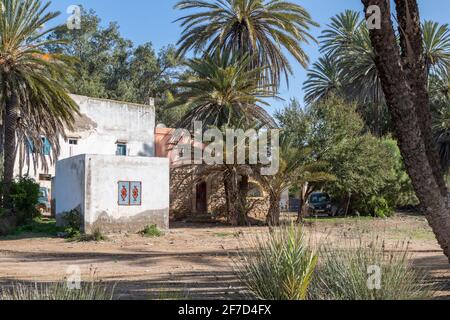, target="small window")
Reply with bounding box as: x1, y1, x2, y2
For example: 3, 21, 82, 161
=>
42, 137, 51, 156
69, 139, 78, 145
116, 144, 127, 156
